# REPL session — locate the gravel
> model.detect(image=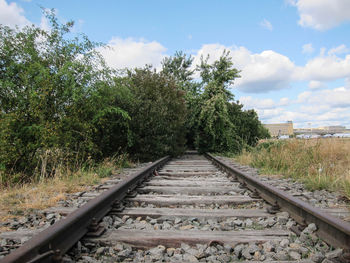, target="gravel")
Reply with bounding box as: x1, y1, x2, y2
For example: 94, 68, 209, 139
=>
1, 156, 347, 262
0, 163, 149, 258
216, 156, 350, 220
